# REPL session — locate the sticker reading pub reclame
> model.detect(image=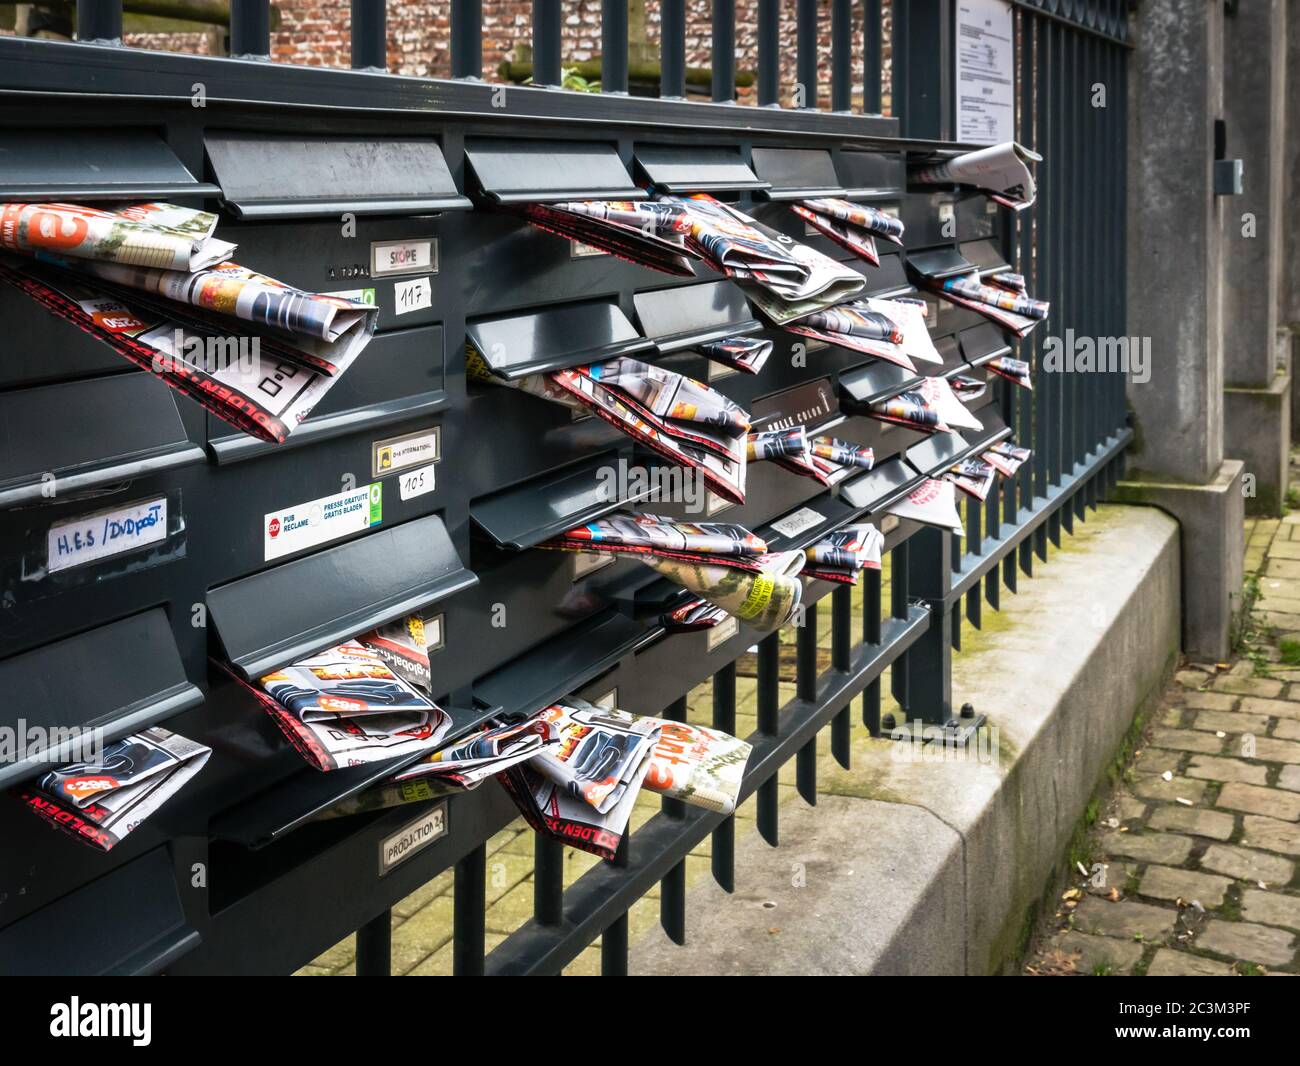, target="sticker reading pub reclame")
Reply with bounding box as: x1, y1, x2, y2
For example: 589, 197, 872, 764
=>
263, 483, 383, 562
